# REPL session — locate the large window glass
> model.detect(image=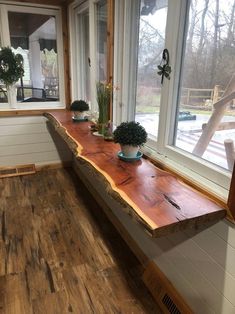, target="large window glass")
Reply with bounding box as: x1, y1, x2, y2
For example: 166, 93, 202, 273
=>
174, 0, 235, 172
75, 5, 90, 101
114, 0, 233, 192
135, 0, 168, 141
96, 0, 107, 82
9, 12, 59, 102
0, 4, 64, 108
